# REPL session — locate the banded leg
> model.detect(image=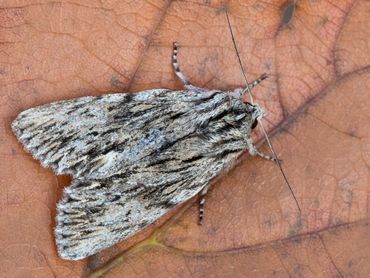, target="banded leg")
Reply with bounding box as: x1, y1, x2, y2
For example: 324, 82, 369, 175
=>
198, 184, 210, 225
246, 137, 279, 162
249, 73, 269, 90
172, 42, 207, 92
173, 42, 191, 86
